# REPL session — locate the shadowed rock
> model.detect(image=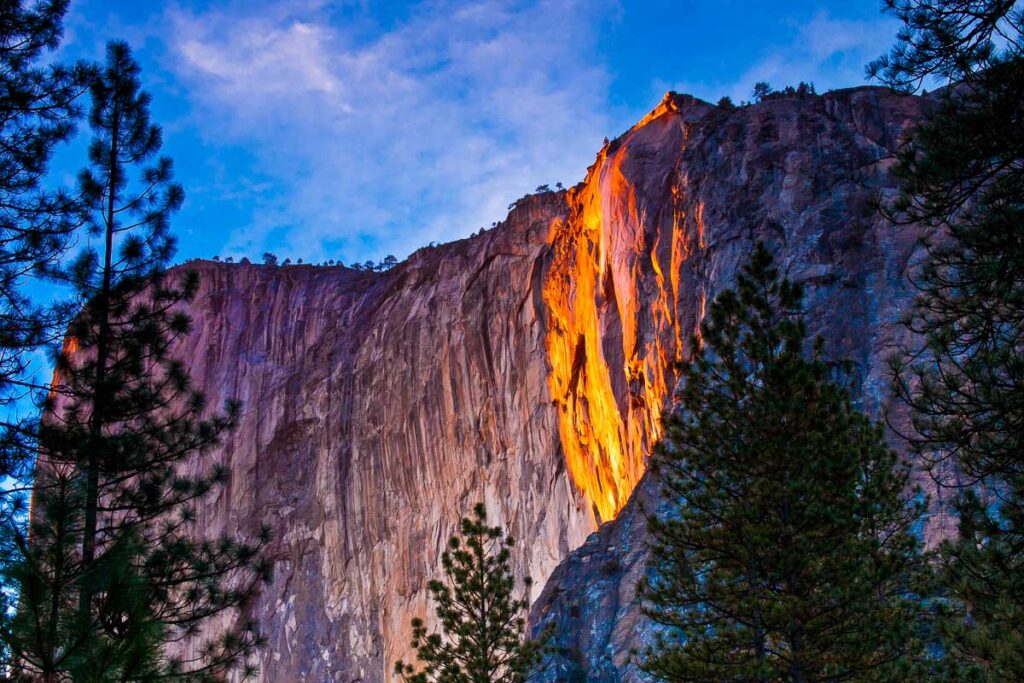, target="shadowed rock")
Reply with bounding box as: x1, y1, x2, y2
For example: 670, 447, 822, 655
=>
162, 85, 940, 681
